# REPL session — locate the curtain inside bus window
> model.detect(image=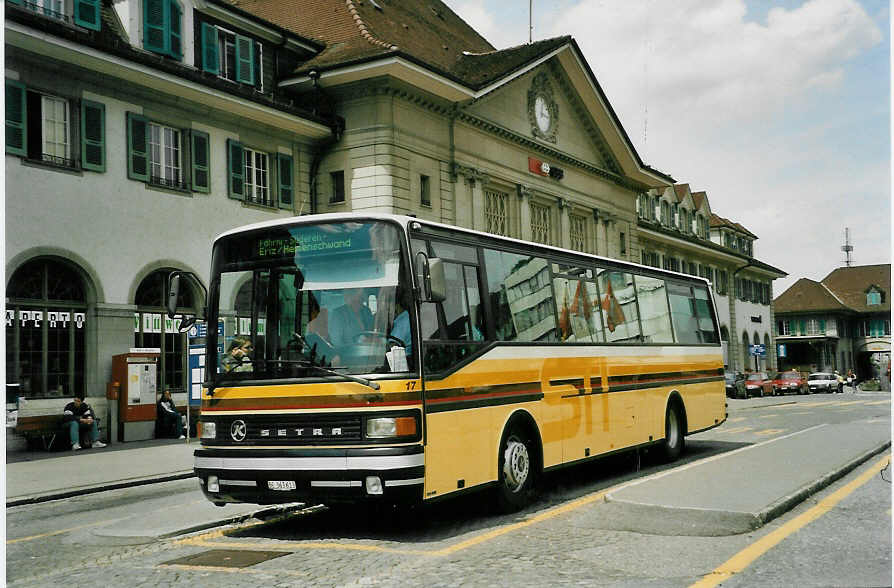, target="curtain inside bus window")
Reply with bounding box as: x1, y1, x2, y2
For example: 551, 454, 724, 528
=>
596, 269, 641, 343
667, 282, 701, 344
693, 286, 719, 343
634, 275, 674, 343
553, 276, 595, 343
